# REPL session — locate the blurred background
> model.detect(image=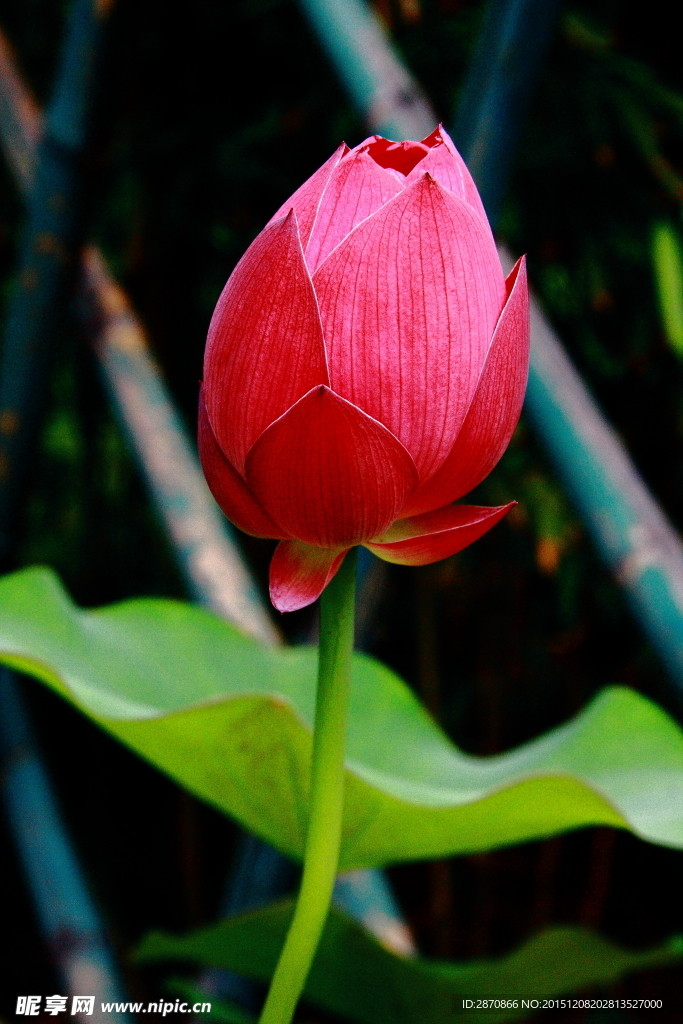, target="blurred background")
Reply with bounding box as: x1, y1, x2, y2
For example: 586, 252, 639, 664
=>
1, 0, 683, 1017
